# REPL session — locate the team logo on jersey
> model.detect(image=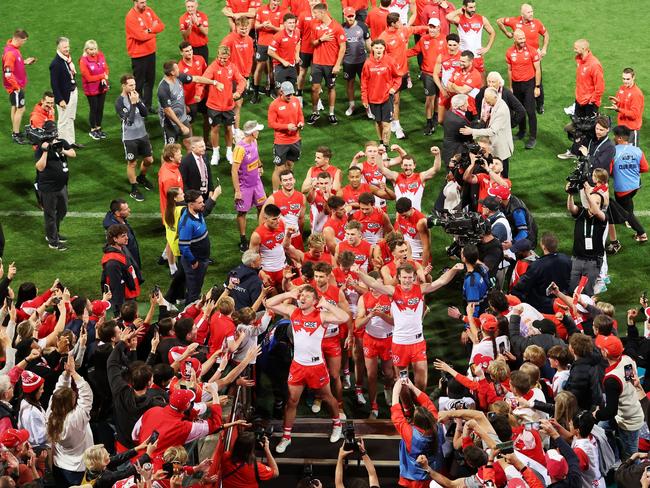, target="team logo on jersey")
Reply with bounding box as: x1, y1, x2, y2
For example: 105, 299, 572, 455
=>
366, 222, 381, 230
289, 203, 301, 212
407, 182, 419, 190
407, 297, 420, 306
